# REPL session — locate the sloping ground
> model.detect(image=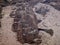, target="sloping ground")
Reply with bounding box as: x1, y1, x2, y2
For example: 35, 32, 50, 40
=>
0, 3, 60, 45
